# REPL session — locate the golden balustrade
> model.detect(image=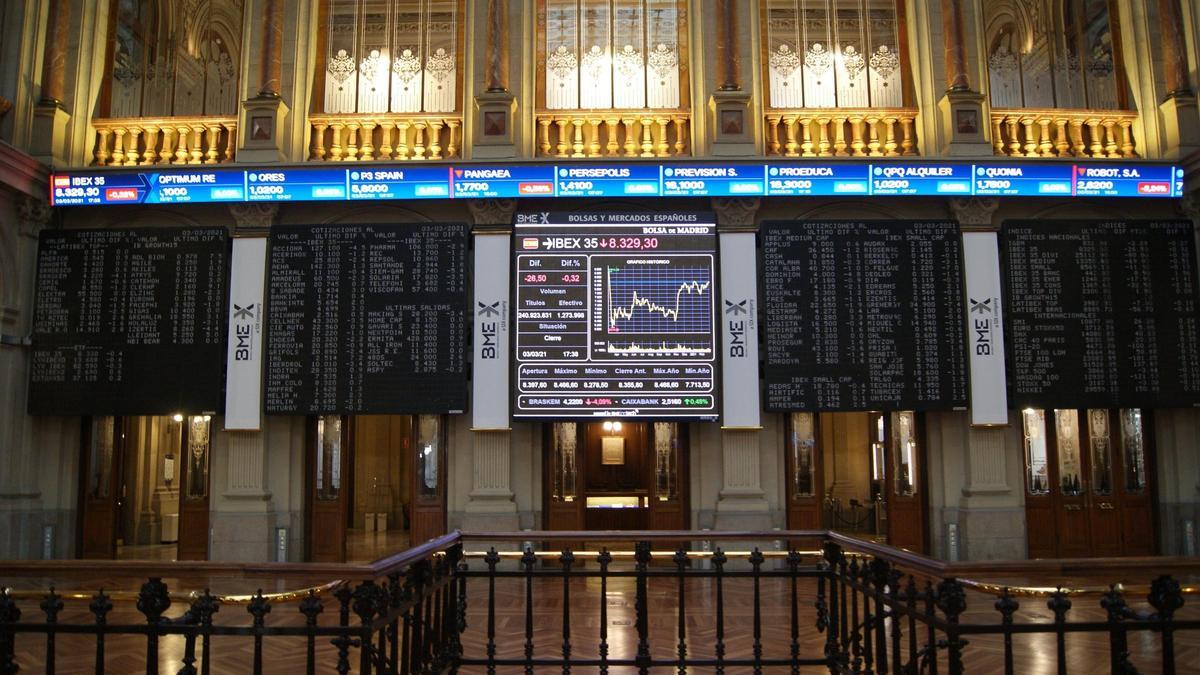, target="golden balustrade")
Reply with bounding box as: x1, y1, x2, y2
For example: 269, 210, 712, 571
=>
91, 117, 237, 166
308, 114, 463, 161
764, 109, 919, 157
535, 111, 691, 158
990, 109, 1138, 159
